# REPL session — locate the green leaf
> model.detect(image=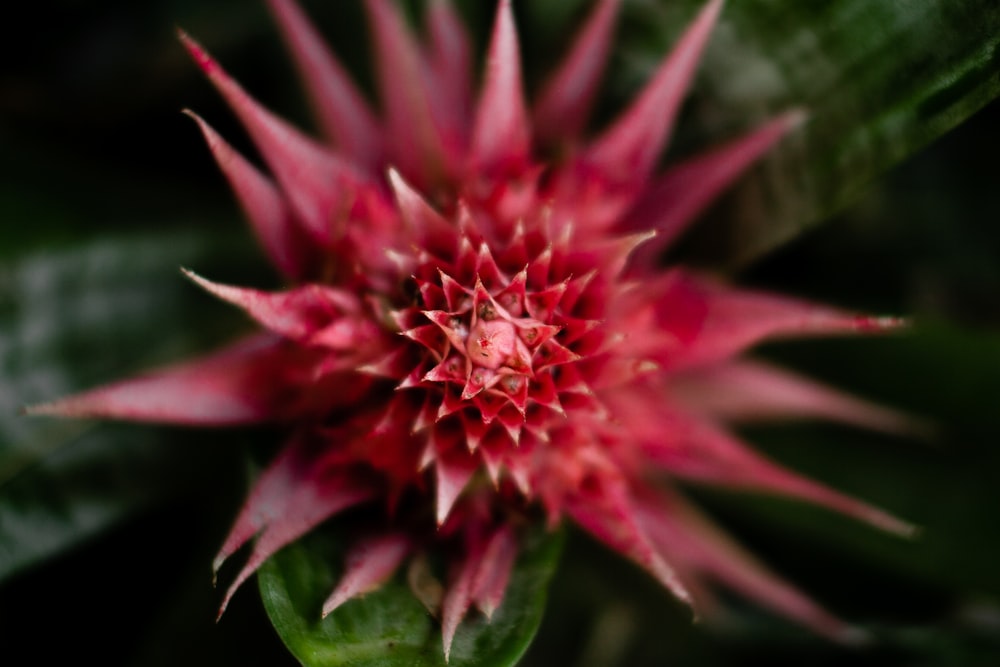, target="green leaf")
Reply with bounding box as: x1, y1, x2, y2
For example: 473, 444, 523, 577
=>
0, 228, 258, 580
260, 524, 564, 667
523, 0, 1000, 265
